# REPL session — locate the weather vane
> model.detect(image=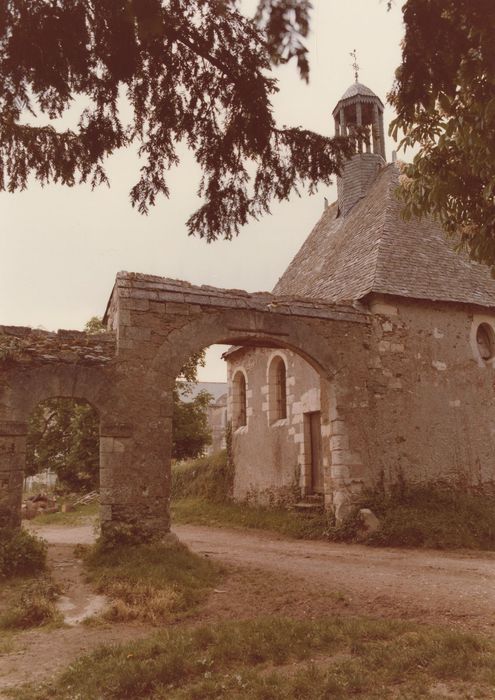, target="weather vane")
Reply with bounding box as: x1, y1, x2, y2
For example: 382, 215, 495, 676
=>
350, 49, 359, 83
